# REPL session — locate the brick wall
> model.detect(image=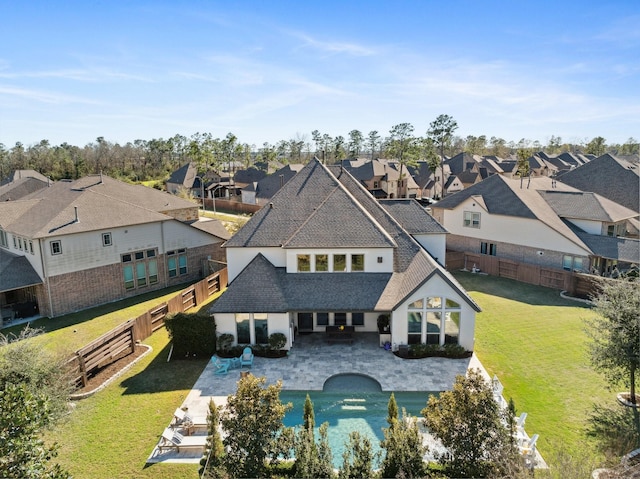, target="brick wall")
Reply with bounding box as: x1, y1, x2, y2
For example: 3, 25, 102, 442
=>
445, 234, 589, 271
42, 243, 222, 317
